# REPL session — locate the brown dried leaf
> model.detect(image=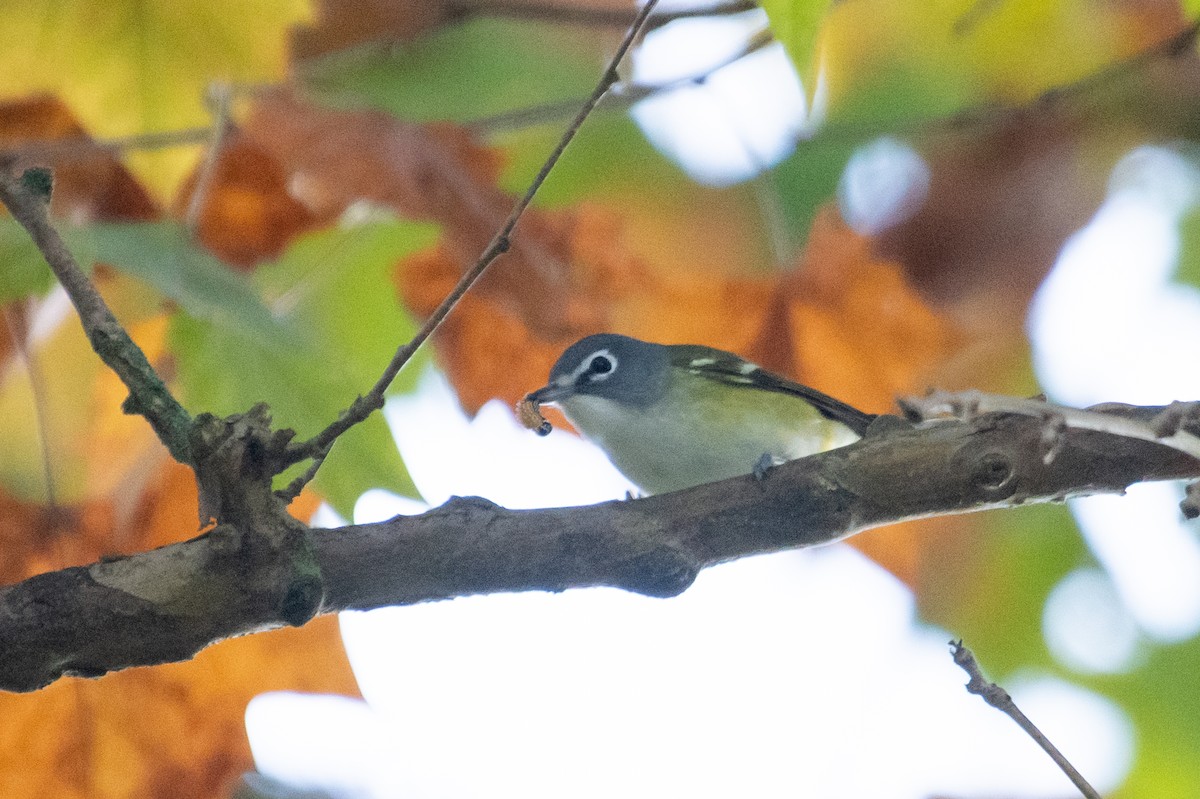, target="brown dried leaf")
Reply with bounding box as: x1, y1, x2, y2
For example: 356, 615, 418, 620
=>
241, 89, 583, 336
875, 113, 1102, 329
0, 96, 159, 223
290, 0, 451, 61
